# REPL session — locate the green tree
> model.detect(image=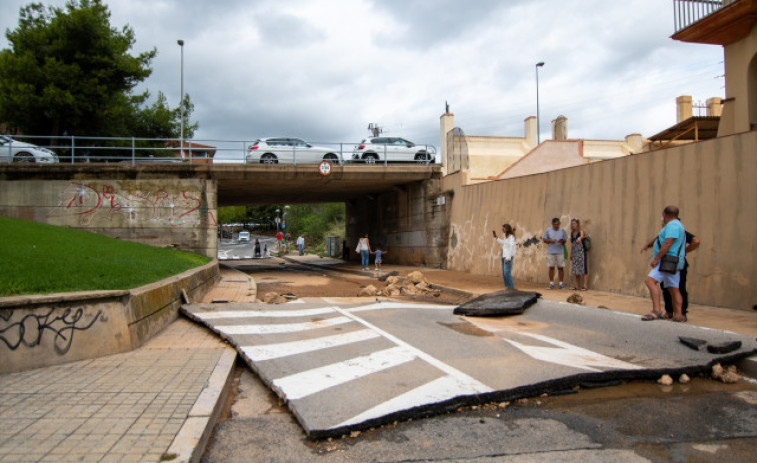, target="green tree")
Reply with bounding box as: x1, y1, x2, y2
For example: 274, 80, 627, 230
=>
0, 0, 192, 139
